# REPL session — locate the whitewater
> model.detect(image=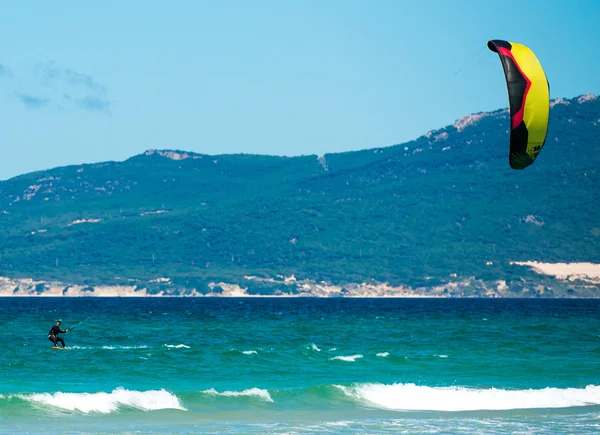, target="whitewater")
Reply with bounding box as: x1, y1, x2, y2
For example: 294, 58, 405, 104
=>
1, 297, 599, 434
